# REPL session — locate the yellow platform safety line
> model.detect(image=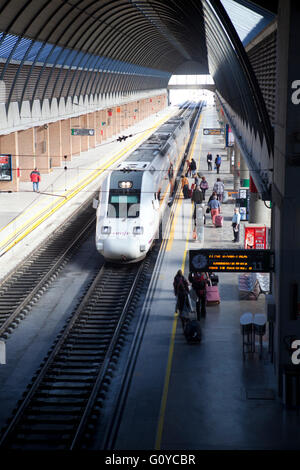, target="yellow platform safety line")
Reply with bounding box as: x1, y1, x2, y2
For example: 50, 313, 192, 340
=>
155, 111, 204, 450
166, 113, 203, 252
0, 113, 174, 255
